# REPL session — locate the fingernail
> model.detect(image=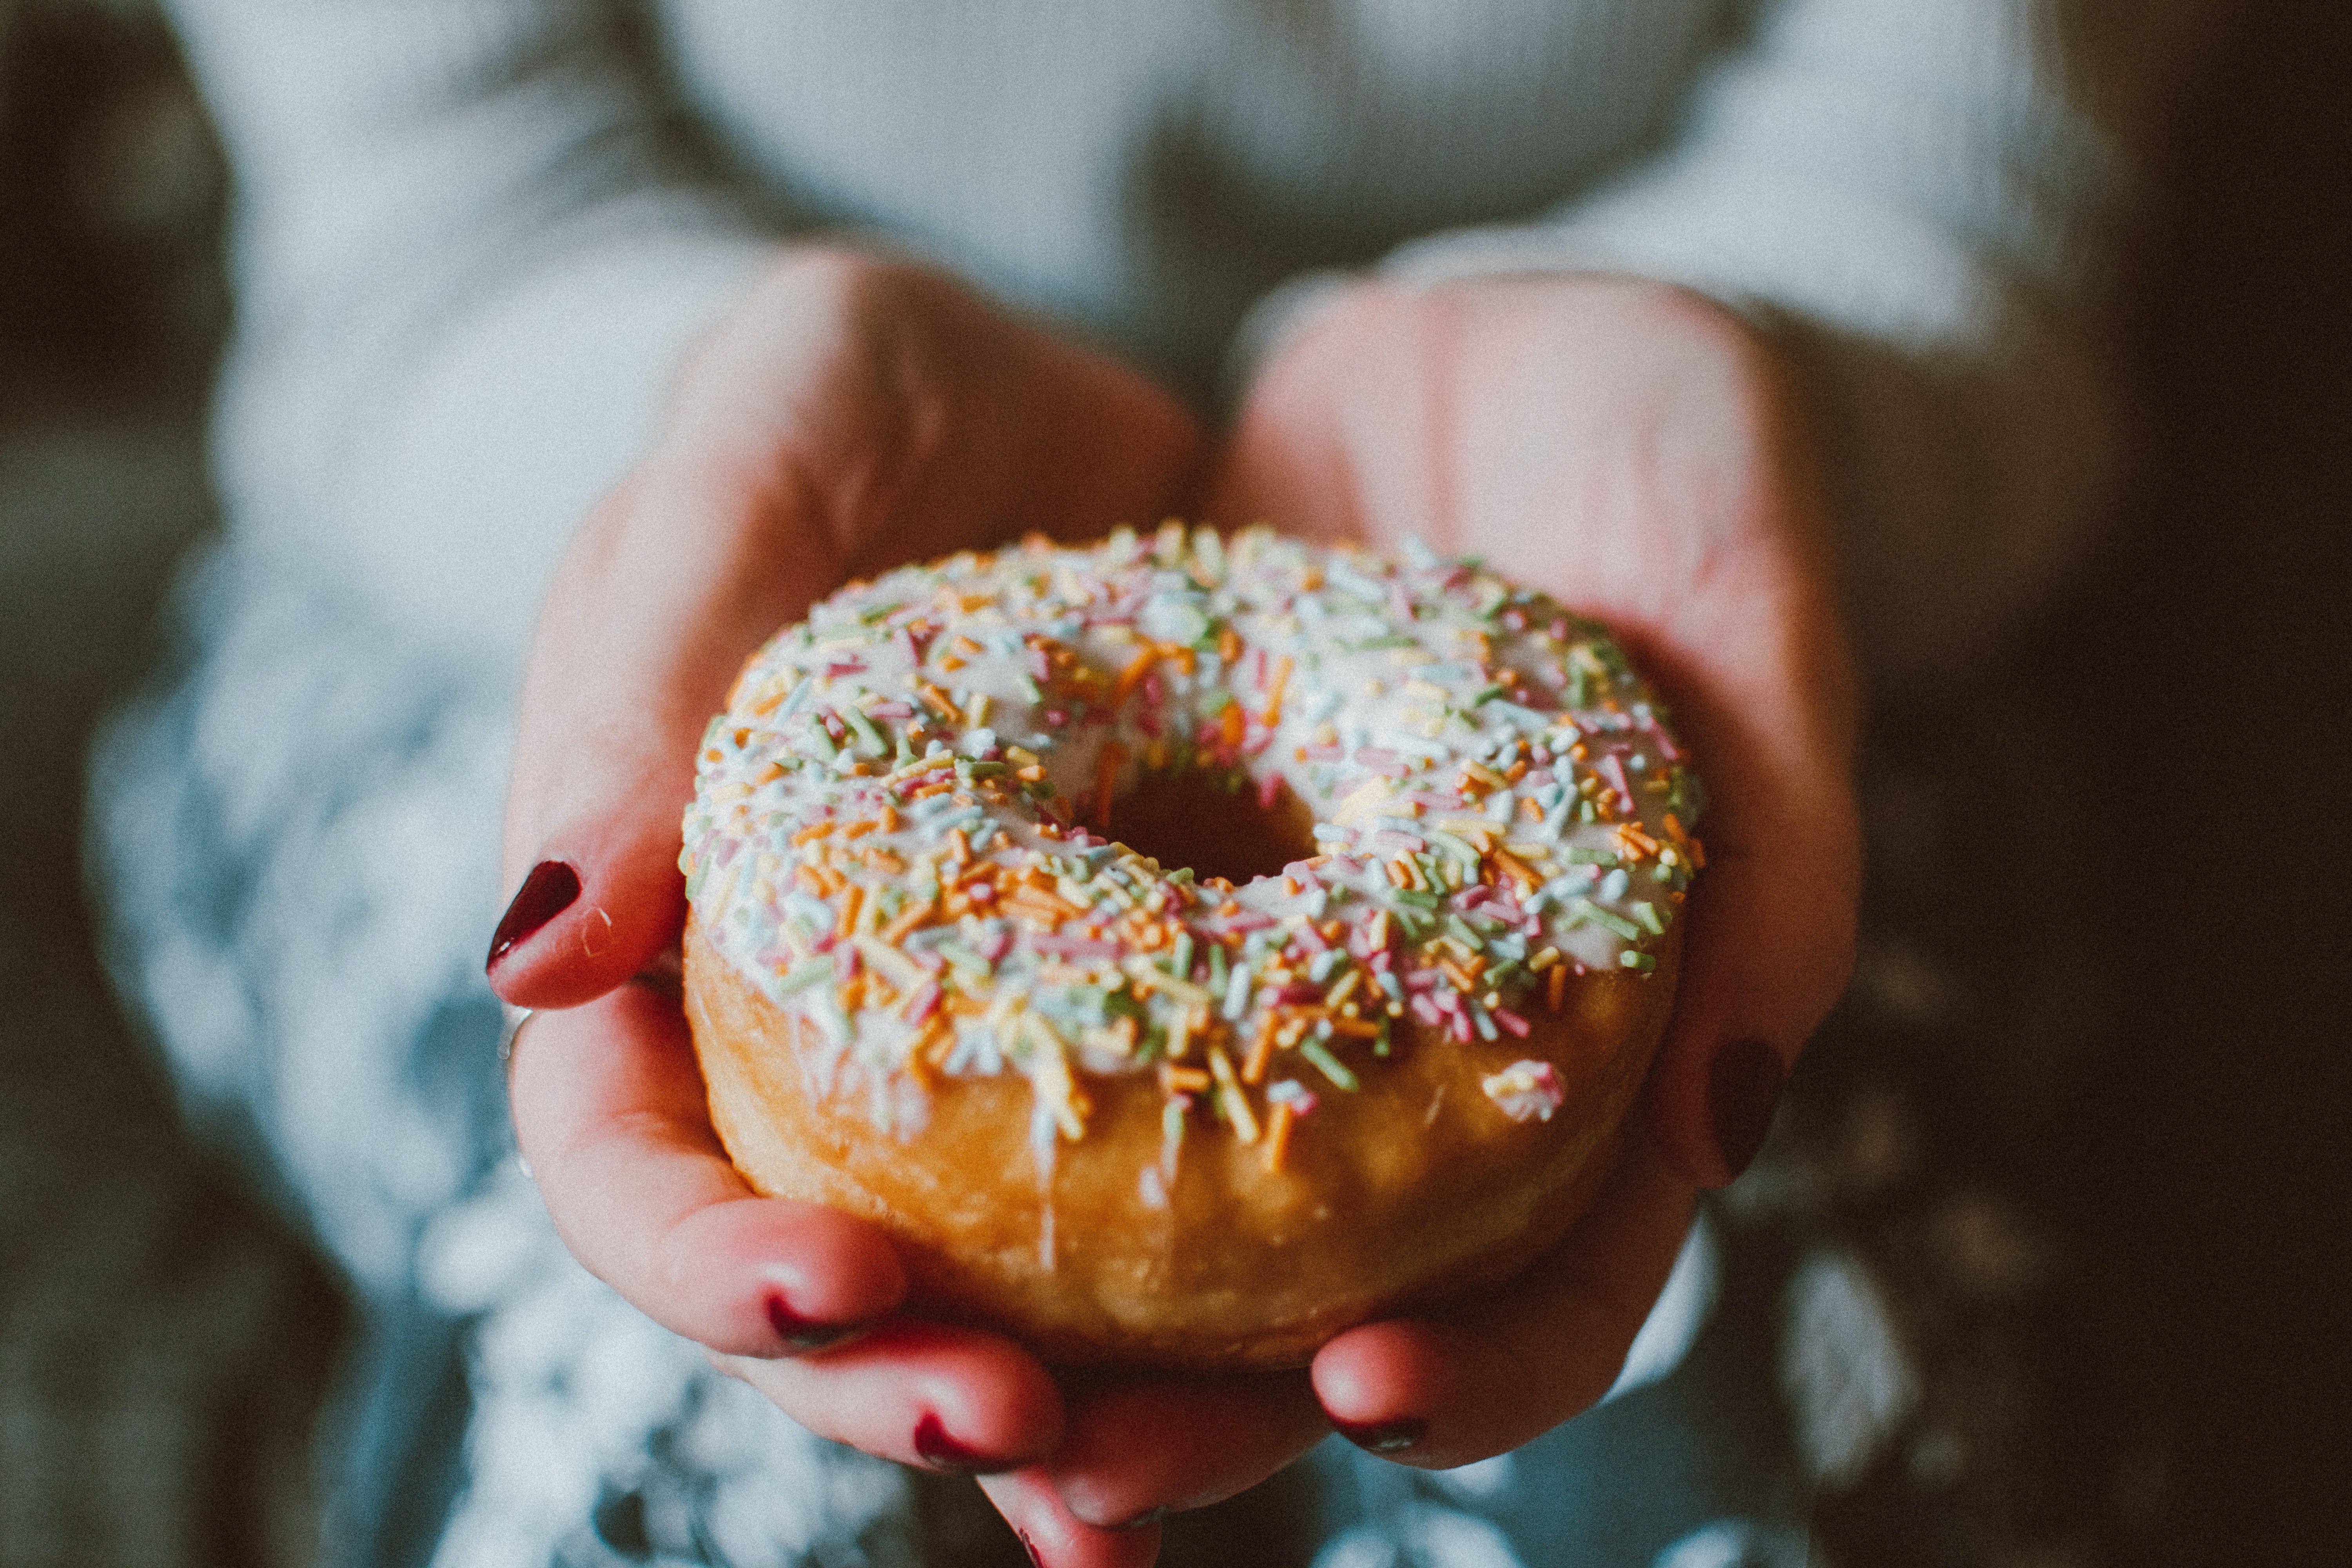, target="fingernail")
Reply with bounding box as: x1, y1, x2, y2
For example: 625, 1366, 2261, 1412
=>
1336, 1417, 1425, 1454
487, 860, 580, 971
1708, 1037, 1786, 1181
764, 1292, 866, 1356
1018, 1529, 1042, 1567
1116, 1506, 1170, 1531
913, 1411, 1021, 1475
